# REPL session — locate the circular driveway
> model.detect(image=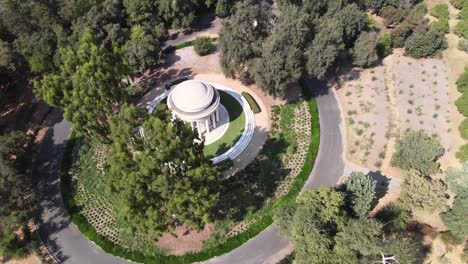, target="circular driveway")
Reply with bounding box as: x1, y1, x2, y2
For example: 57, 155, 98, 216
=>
35, 79, 345, 263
